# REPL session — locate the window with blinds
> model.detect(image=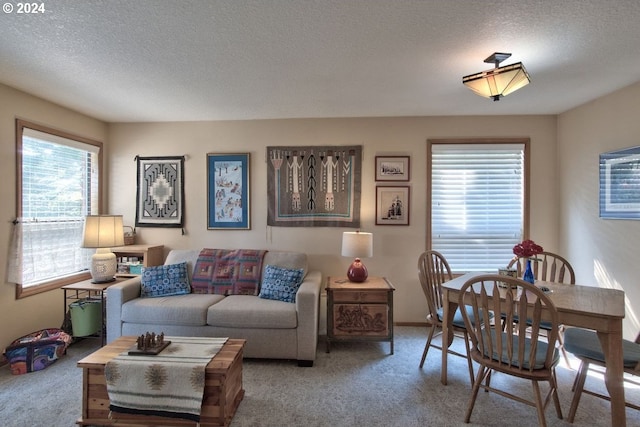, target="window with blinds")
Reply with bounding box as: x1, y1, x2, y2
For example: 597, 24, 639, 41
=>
429, 141, 527, 272
12, 121, 101, 295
